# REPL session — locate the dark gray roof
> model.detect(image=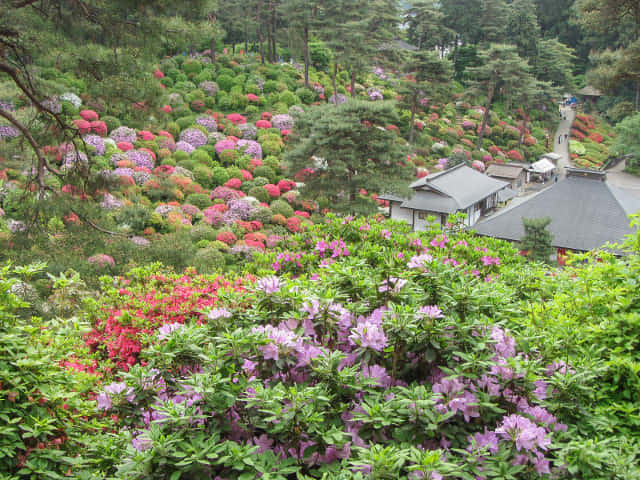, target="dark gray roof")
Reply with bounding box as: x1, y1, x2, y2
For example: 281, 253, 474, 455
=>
474, 176, 640, 251
378, 193, 406, 203
401, 190, 458, 214
497, 187, 518, 203
409, 165, 509, 209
